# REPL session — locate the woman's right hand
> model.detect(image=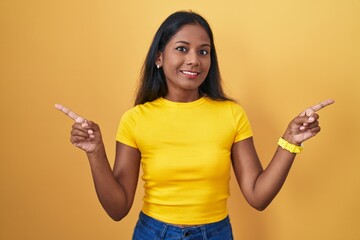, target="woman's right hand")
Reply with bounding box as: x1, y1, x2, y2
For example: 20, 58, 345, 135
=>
55, 104, 104, 153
